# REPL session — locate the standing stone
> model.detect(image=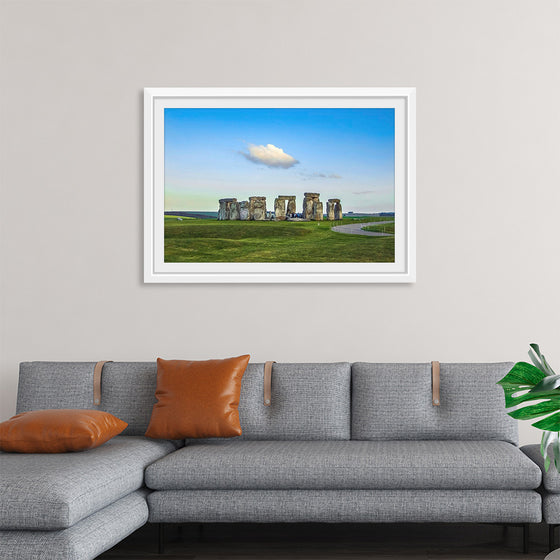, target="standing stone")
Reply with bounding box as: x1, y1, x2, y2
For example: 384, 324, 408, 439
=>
303, 193, 320, 220
276, 196, 296, 219
218, 198, 237, 220
334, 200, 343, 220
218, 199, 226, 220
312, 201, 323, 221
249, 196, 267, 220
274, 198, 286, 220
326, 201, 334, 220
239, 201, 249, 220
286, 196, 296, 216
229, 200, 240, 220
327, 199, 340, 221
